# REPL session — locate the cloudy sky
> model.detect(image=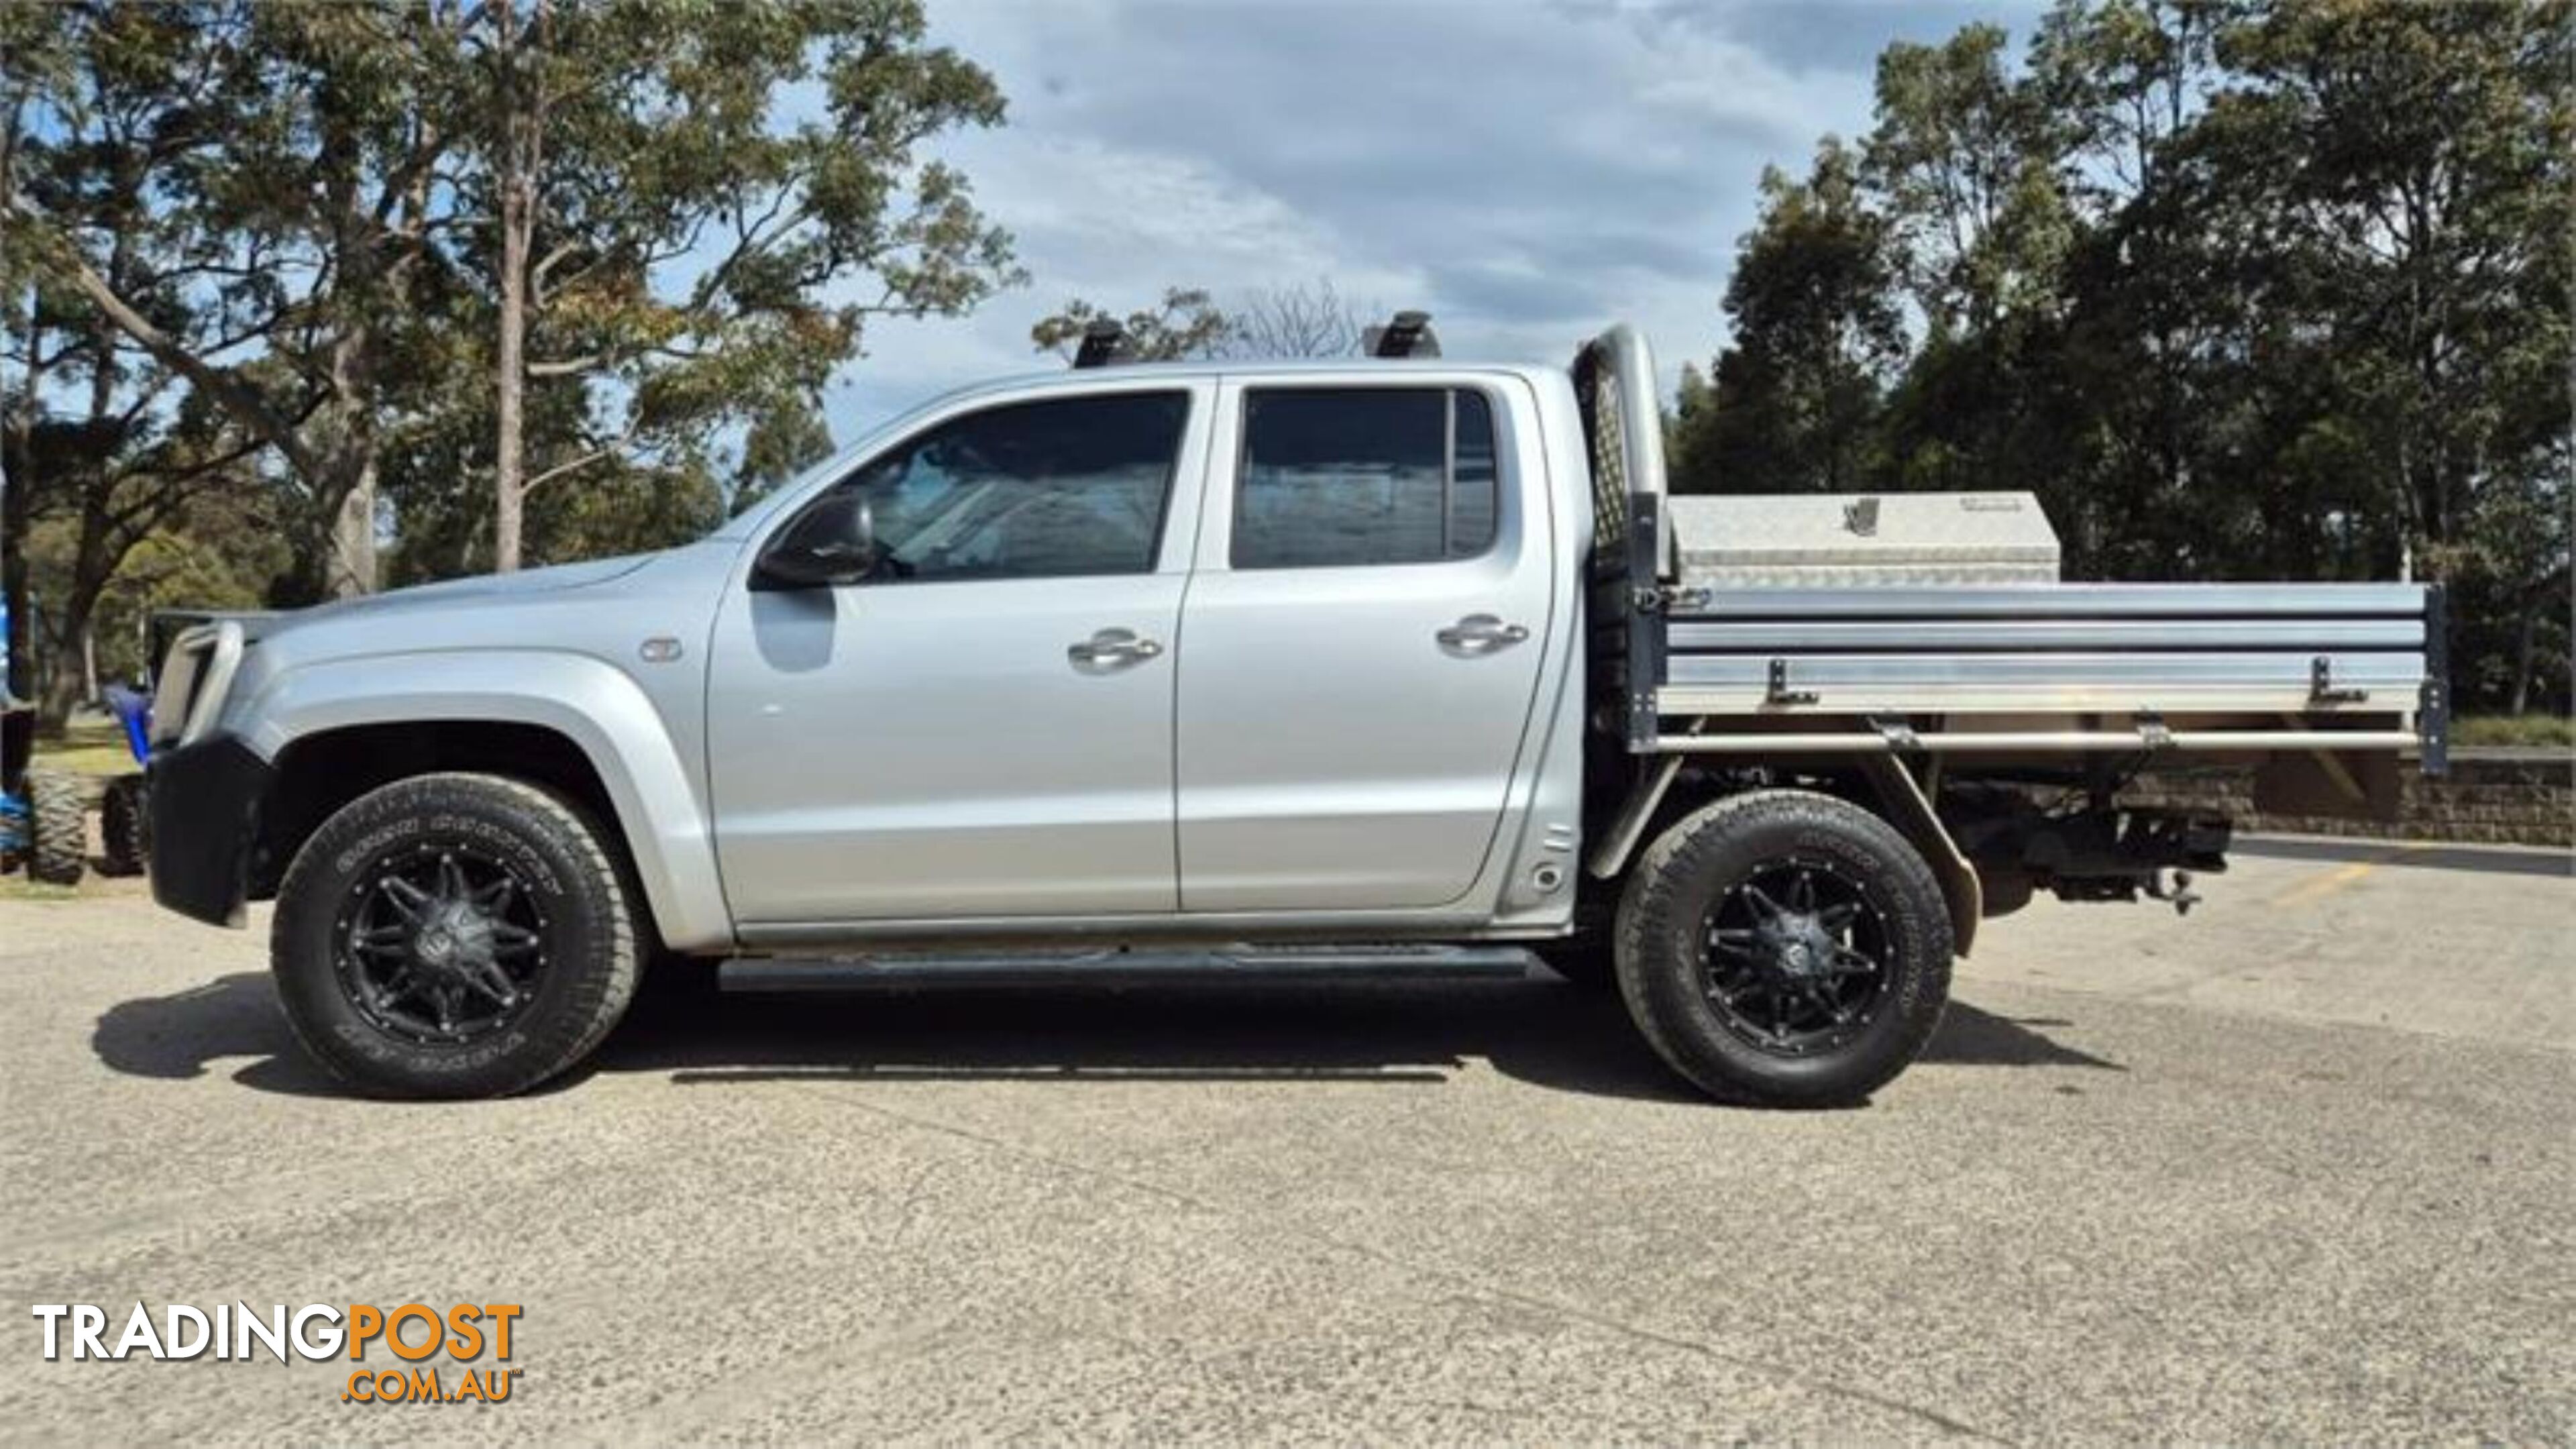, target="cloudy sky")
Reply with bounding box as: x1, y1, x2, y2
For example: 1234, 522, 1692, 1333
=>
826, 0, 2045, 435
